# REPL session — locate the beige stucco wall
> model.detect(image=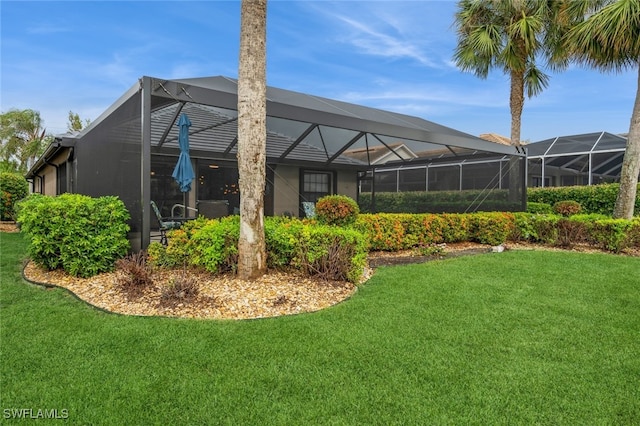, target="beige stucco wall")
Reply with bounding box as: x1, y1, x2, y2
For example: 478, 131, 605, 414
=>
272, 165, 300, 216
272, 166, 360, 217
37, 164, 57, 195
336, 169, 358, 200
31, 149, 72, 195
